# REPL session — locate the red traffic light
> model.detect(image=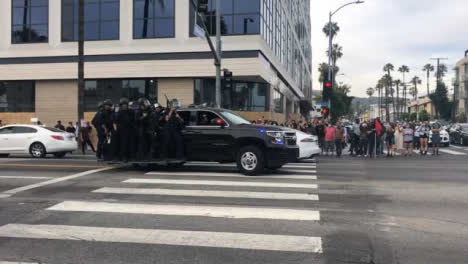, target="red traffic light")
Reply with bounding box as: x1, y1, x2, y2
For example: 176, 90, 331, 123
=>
325, 81, 332, 88
322, 108, 328, 115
